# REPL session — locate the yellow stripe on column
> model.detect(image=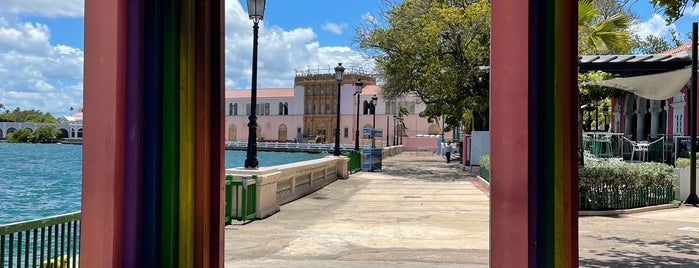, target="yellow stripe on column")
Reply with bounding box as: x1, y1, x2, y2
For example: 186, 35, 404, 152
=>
178, 0, 195, 266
